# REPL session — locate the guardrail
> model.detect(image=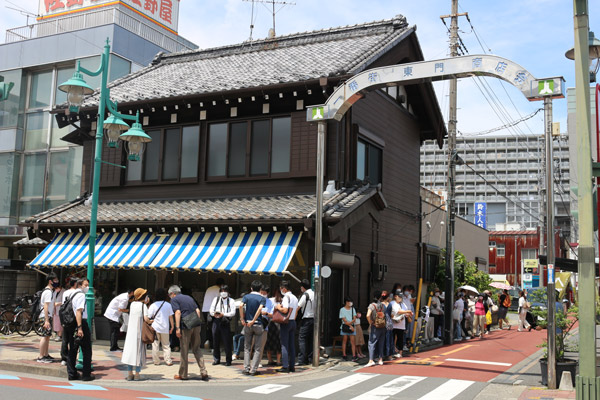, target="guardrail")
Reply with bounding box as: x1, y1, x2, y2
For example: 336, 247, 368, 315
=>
5, 7, 193, 53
